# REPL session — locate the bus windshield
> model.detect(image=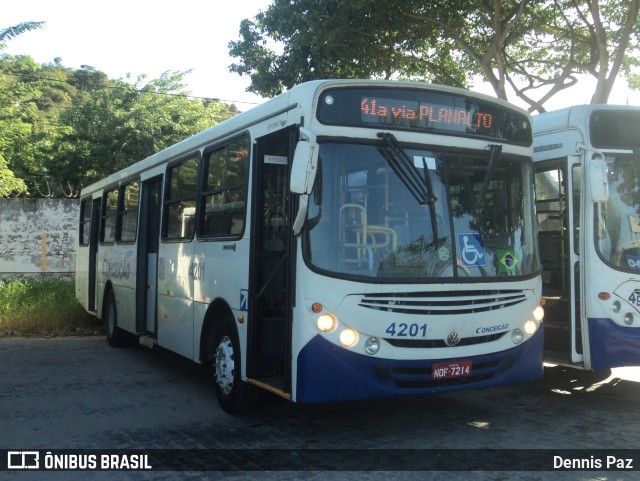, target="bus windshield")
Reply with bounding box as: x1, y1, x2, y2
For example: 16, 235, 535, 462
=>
304, 141, 539, 281
596, 152, 640, 271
